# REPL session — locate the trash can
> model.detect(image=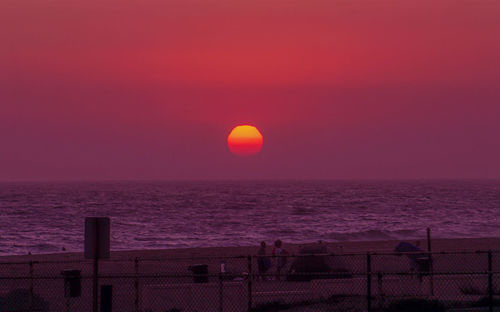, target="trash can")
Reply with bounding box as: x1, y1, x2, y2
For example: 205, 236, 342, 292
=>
188, 264, 208, 283
61, 269, 81, 298
416, 257, 431, 272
